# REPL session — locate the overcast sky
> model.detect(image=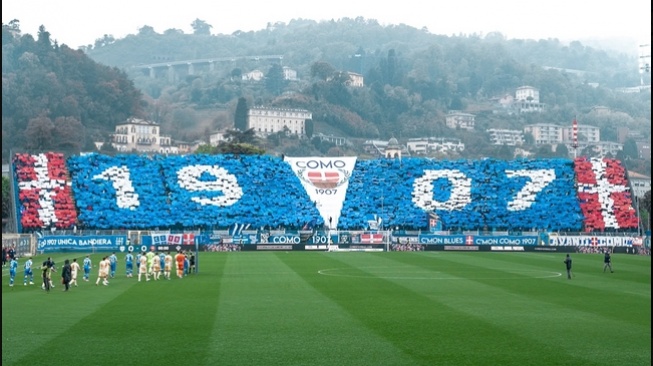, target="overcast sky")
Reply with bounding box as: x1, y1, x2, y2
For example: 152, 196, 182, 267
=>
3, 0, 651, 52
